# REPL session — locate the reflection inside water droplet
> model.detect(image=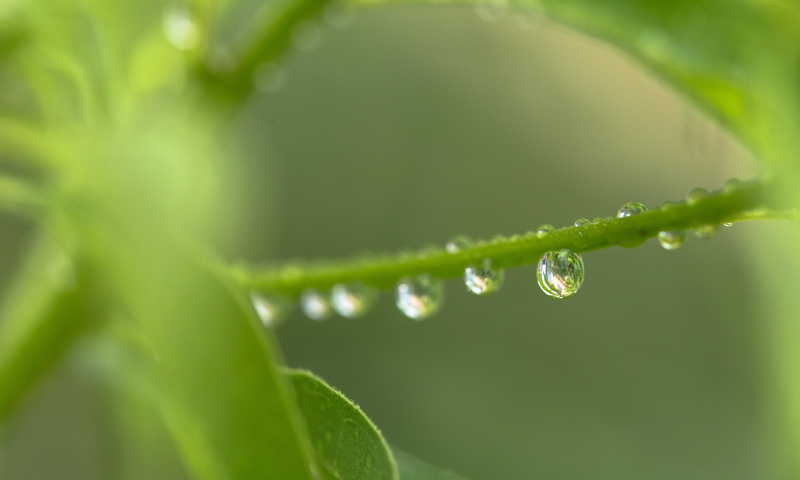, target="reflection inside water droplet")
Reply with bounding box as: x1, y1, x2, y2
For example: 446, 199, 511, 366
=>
464, 258, 504, 295
574, 218, 590, 227
537, 249, 584, 299
395, 274, 444, 319
658, 230, 685, 250
301, 288, 331, 321
694, 224, 719, 239
250, 291, 288, 327
331, 283, 377, 318
446, 234, 472, 253
536, 224, 554, 238
617, 202, 648, 218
